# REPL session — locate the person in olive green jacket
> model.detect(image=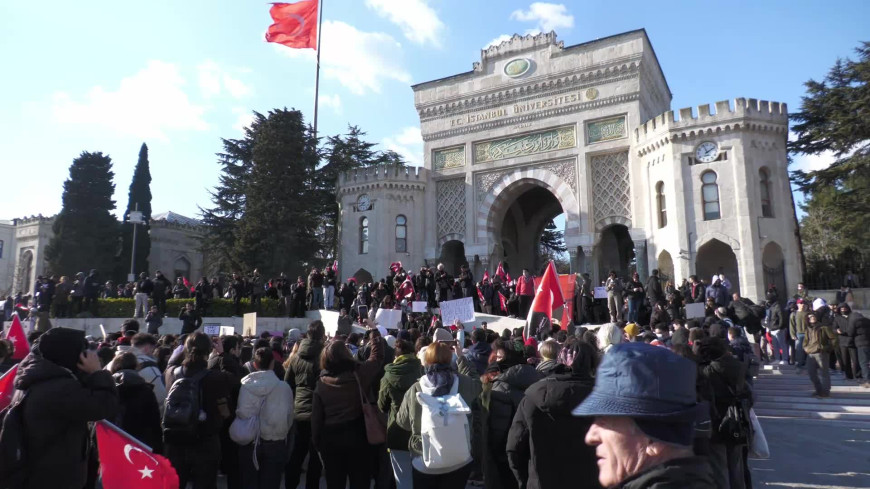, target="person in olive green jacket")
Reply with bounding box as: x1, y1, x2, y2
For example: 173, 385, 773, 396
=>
378, 338, 423, 489
790, 303, 809, 368
804, 312, 839, 398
